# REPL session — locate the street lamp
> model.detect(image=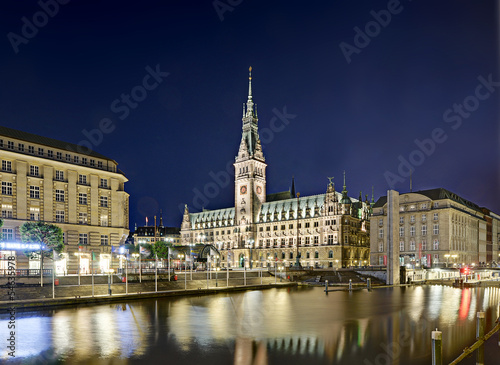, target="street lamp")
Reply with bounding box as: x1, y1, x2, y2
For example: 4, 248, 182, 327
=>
444, 254, 450, 268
